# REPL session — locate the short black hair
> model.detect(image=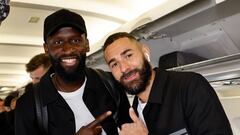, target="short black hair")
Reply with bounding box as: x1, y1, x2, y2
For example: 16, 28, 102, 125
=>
4, 91, 19, 107
4, 95, 14, 107
103, 32, 138, 51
